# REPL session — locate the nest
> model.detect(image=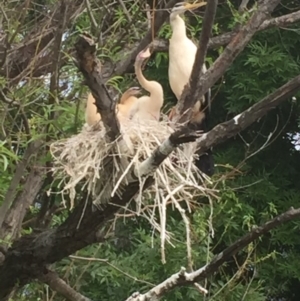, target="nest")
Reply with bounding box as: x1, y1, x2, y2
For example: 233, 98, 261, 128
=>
50, 116, 216, 263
